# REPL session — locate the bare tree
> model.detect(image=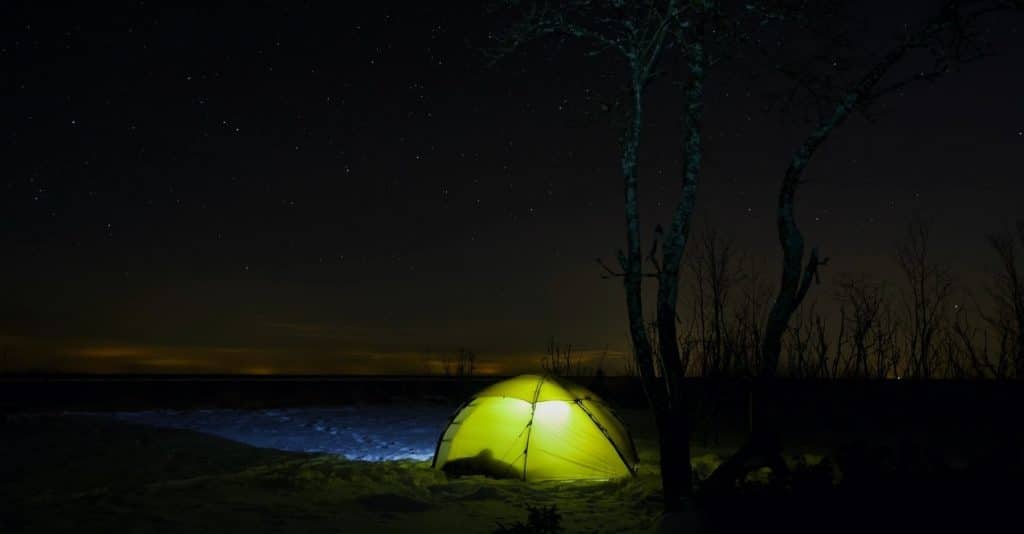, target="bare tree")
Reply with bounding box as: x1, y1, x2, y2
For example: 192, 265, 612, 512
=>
982, 221, 1024, 378
541, 337, 582, 376
820, 312, 843, 379
897, 214, 954, 379
488, 1, 698, 508
490, 0, 1020, 507
837, 275, 886, 378
759, 0, 1018, 377
733, 255, 773, 376
686, 227, 740, 377
872, 296, 903, 379
706, 0, 1019, 491
442, 348, 476, 378
782, 300, 818, 378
